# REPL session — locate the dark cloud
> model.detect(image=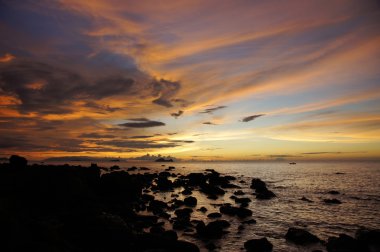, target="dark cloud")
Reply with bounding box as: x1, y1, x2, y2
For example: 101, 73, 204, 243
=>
302, 151, 367, 155
79, 133, 116, 139
129, 135, 155, 139
119, 118, 165, 128
170, 110, 184, 118
95, 140, 178, 149
203, 121, 217, 125
0, 59, 139, 115
151, 79, 181, 107
171, 98, 191, 108
199, 105, 226, 114
241, 114, 265, 122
